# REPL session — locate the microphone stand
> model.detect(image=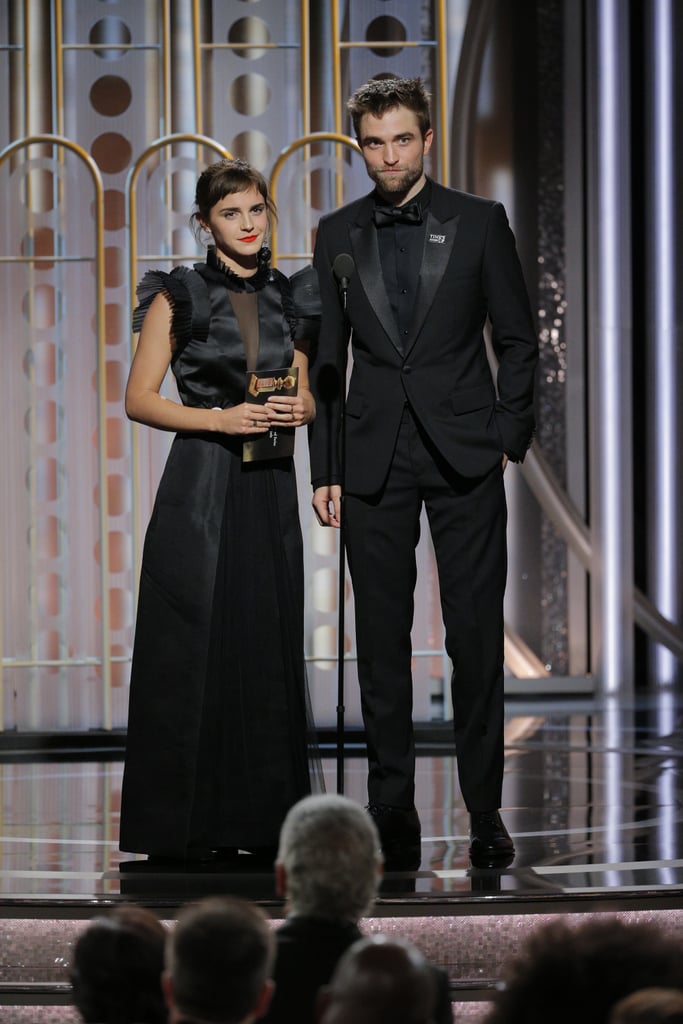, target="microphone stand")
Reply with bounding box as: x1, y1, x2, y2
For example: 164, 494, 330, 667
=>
336, 285, 348, 796
330, 252, 354, 796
